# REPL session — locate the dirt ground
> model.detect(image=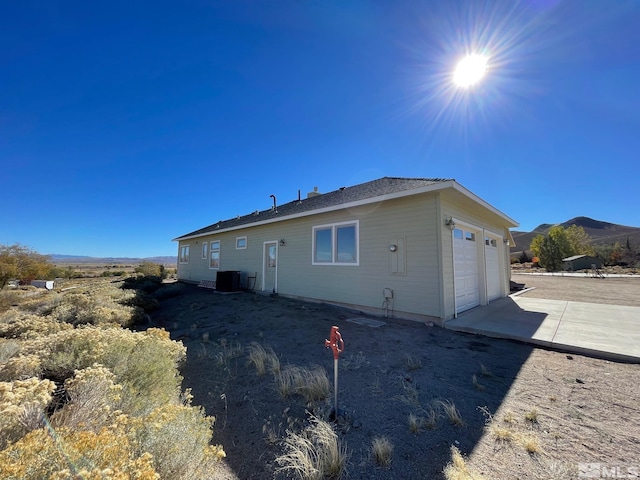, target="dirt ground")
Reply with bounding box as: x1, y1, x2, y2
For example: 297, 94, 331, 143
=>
149, 277, 640, 480
512, 273, 640, 307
